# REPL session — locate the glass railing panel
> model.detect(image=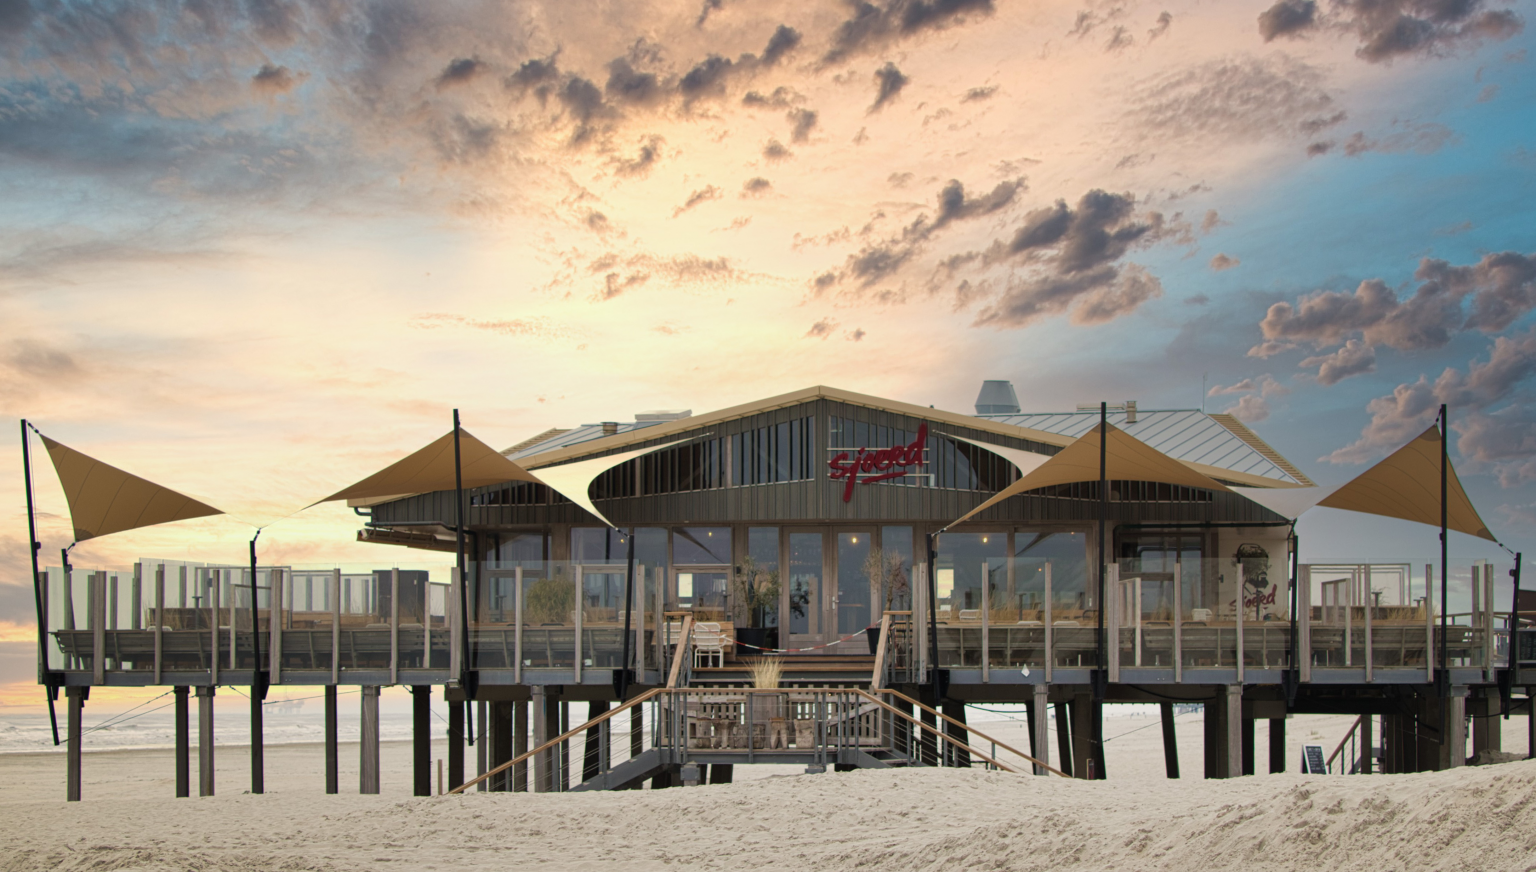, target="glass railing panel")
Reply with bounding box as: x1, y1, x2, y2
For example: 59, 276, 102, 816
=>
1178, 559, 1233, 671
521, 564, 576, 669
581, 565, 628, 669
988, 556, 1047, 671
